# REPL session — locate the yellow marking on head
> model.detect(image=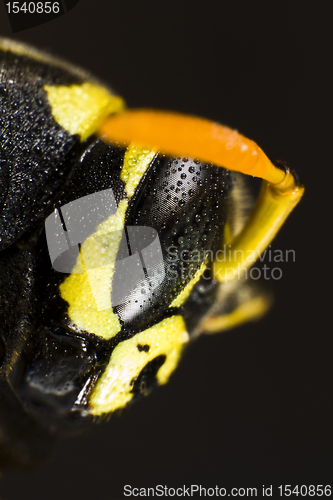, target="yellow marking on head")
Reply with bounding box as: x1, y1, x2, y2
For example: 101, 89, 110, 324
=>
169, 261, 207, 308
59, 199, 128, 340
121, 143, 157, 197
44, 83, 125, 141
89, 316, 189, 415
